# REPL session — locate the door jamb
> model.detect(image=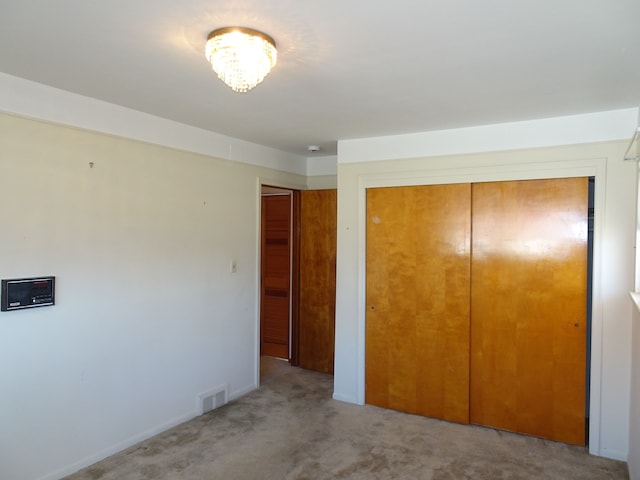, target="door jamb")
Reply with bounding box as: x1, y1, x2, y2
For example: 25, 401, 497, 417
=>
354, 158, 606, 456
256, 178, 304, 386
